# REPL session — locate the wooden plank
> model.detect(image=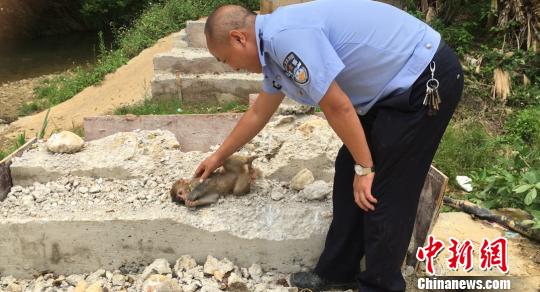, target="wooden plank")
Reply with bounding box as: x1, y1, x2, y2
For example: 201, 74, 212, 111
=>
0, 138, 37, 201
405, 165, 448, 269
84, 114, 243, 152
